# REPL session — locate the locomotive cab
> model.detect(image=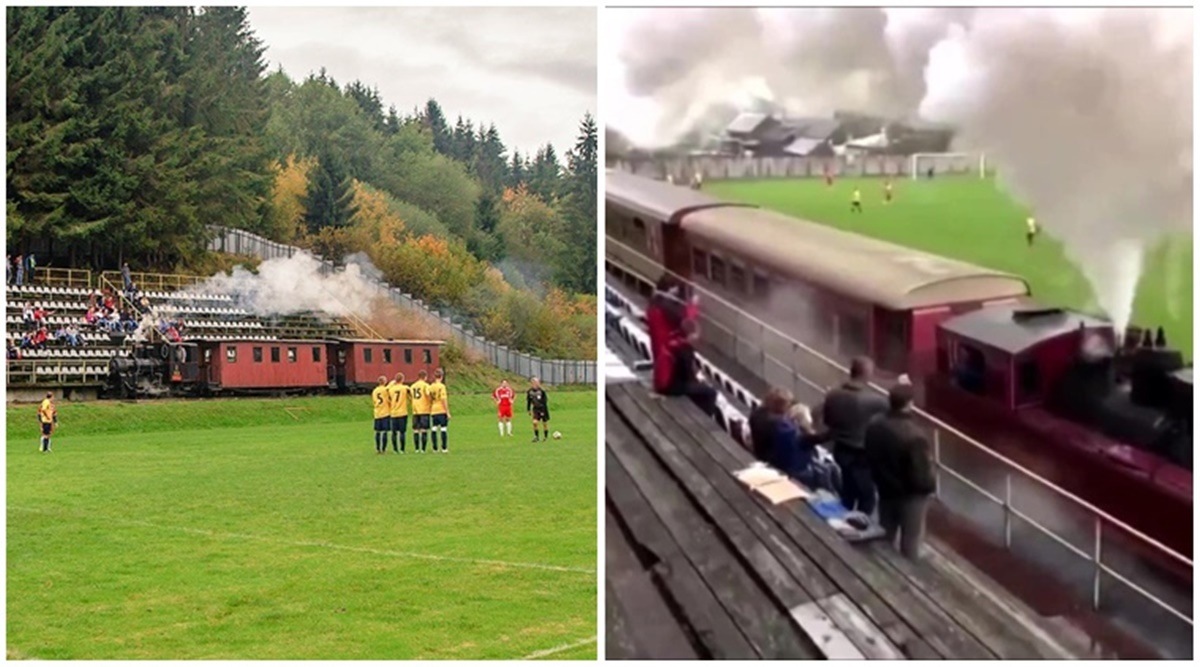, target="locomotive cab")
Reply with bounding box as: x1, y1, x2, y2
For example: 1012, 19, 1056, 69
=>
933, 306, 1193, 472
